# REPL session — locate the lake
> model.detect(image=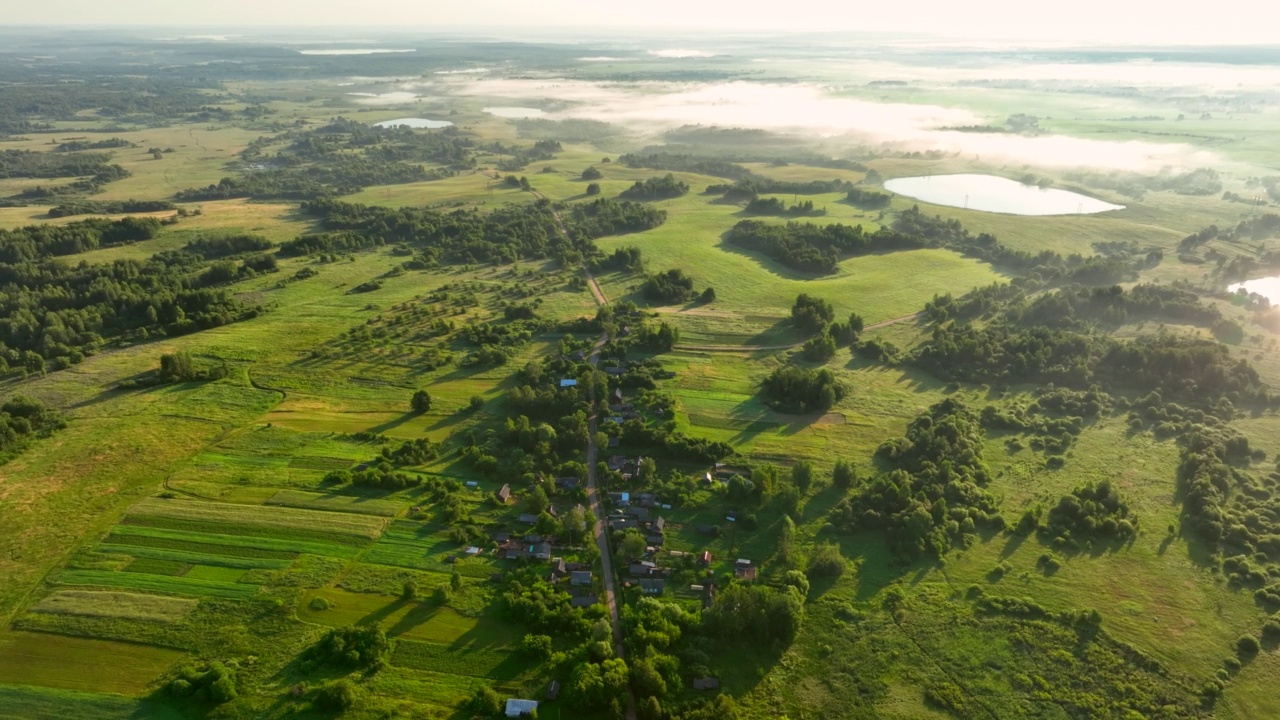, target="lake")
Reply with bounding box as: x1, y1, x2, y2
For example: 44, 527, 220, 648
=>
483, 106, 546, 118
1229, 276, 1280, 306
882, 174, 1126, 216
373, 118, 453, 129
